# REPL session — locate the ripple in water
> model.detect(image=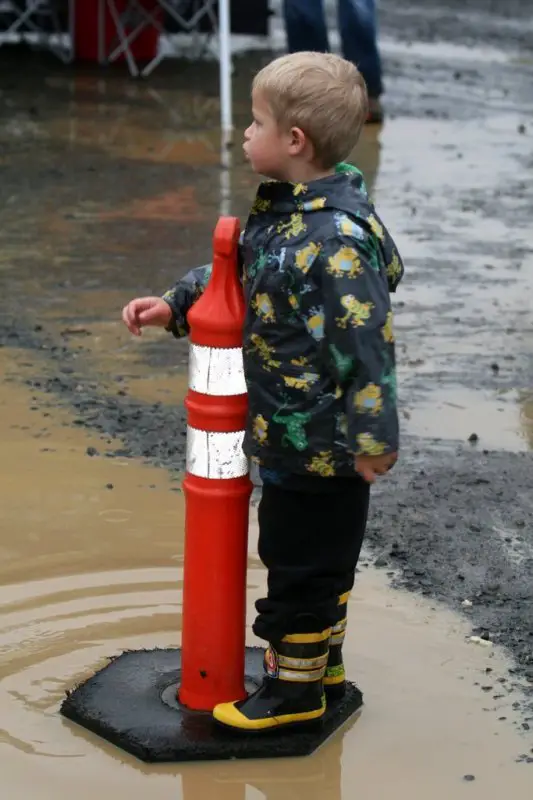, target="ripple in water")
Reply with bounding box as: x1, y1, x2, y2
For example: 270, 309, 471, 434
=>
0, 568, 183, 758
